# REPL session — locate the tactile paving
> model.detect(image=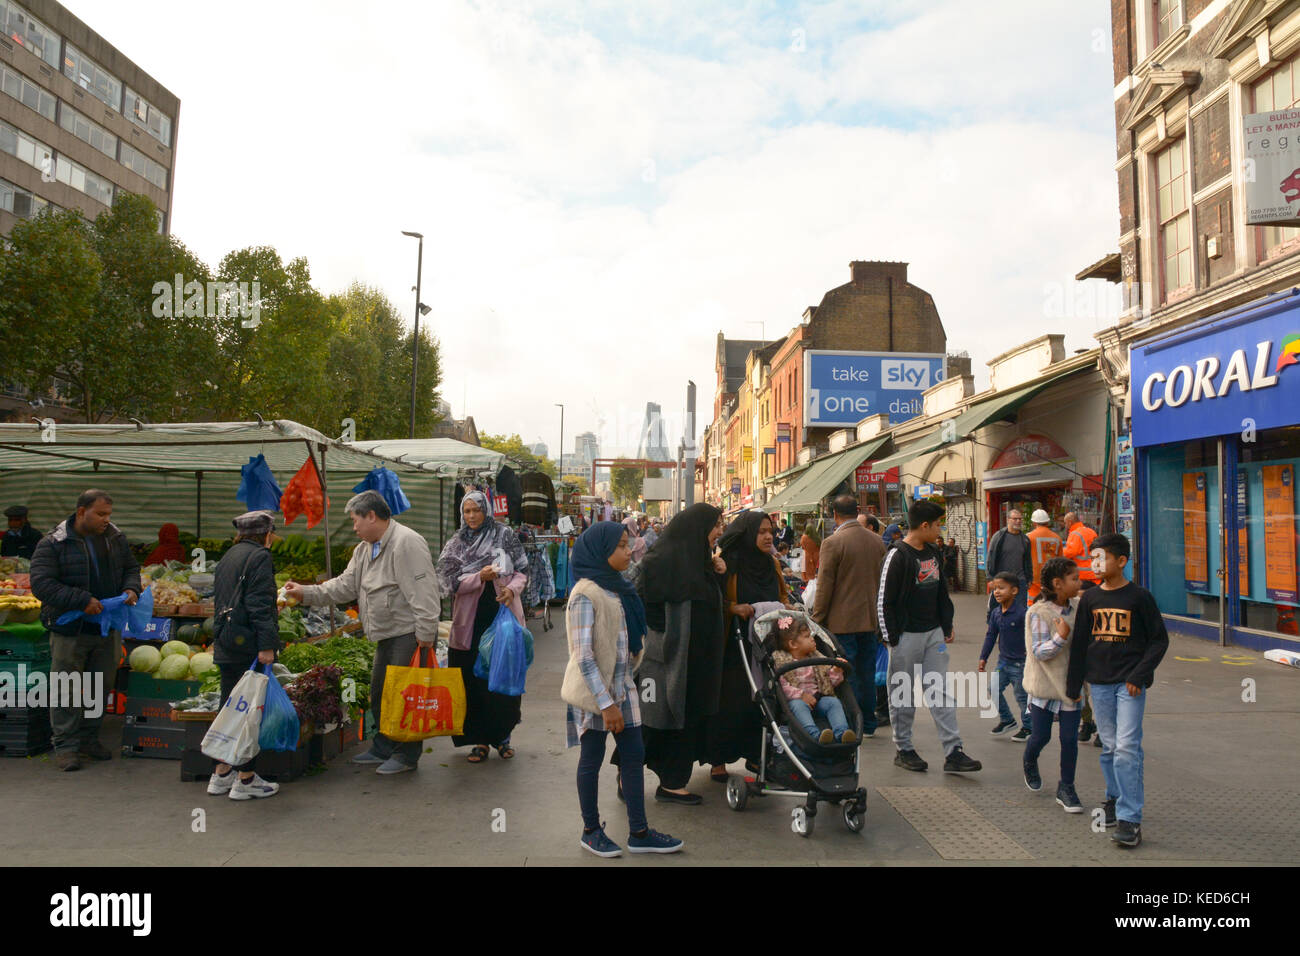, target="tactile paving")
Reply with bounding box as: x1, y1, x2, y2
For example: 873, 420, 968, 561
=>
875, 786, 1032, 860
